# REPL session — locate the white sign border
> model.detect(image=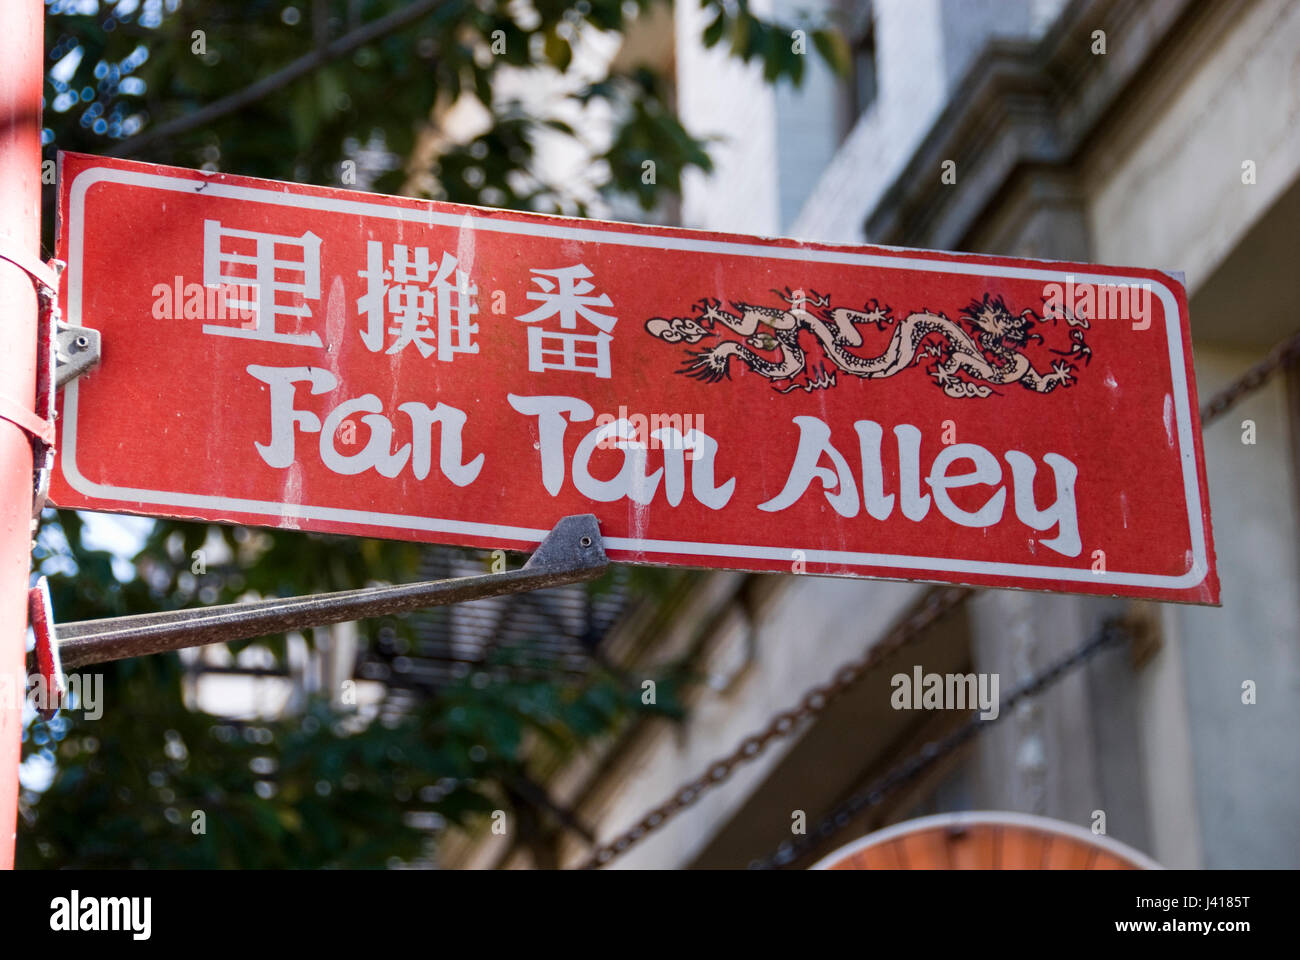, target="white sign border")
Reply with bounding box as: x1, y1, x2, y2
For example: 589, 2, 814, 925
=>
60, 164, 1212, 592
